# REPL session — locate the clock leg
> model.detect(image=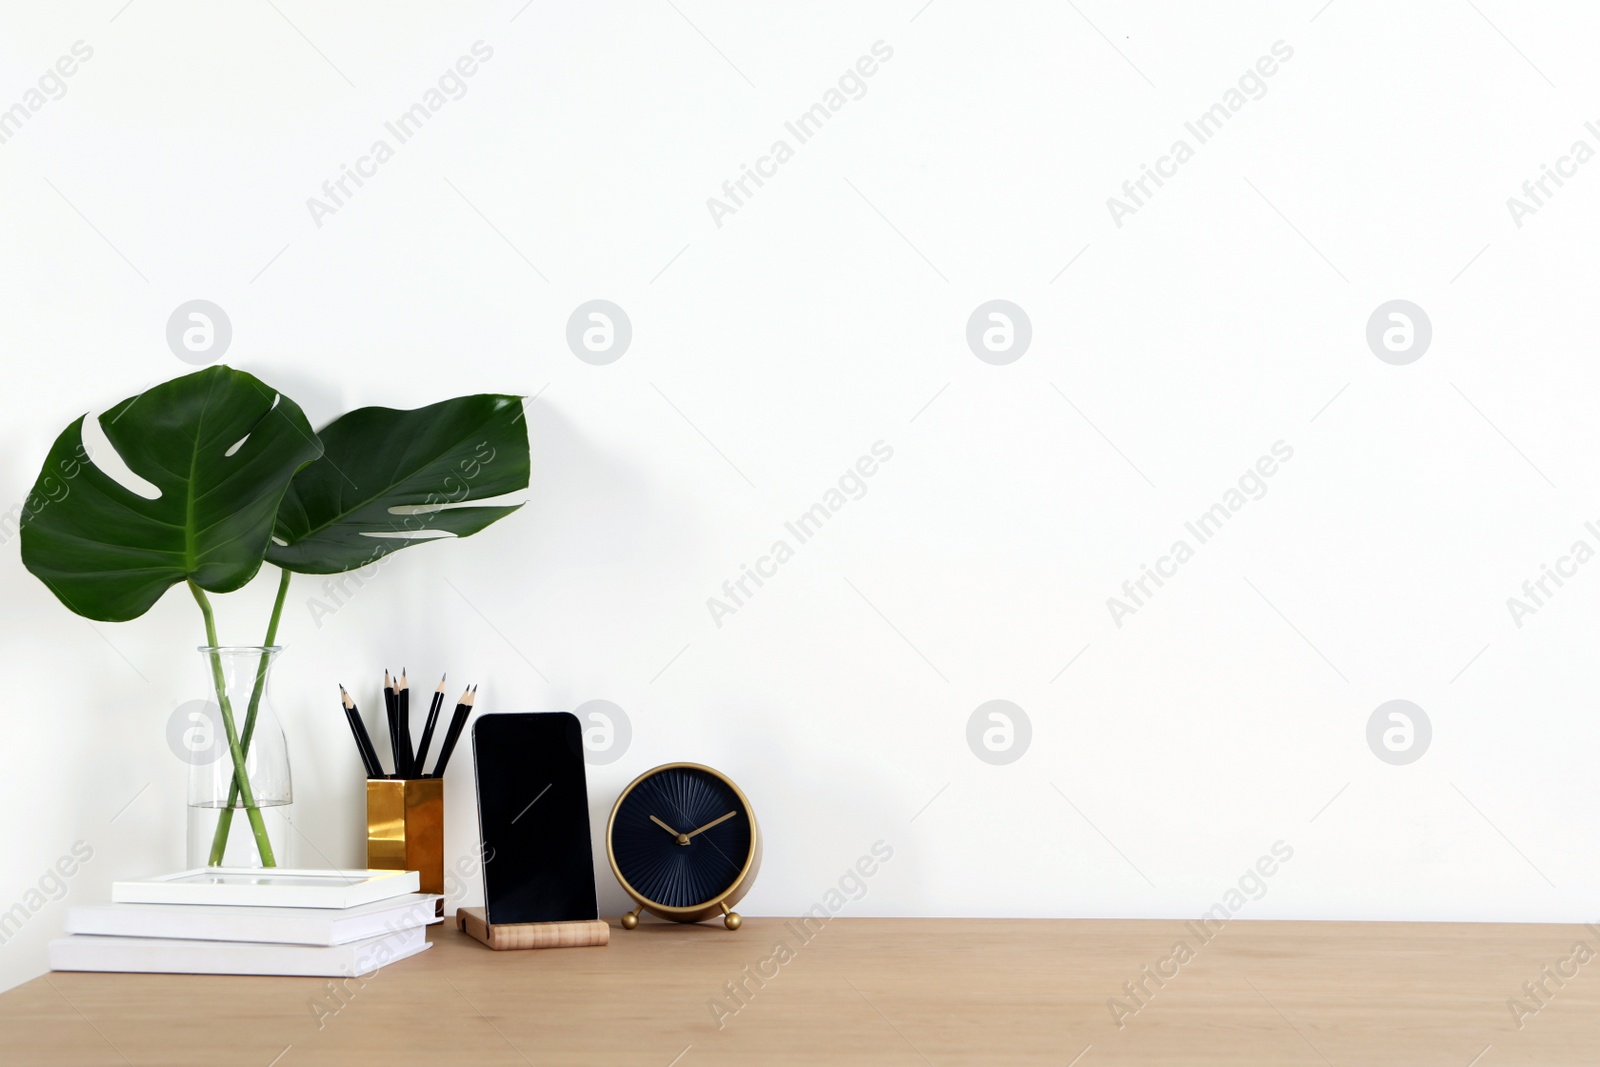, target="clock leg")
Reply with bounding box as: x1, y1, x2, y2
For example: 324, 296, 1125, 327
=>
620, 905, 642, 930
720, 901, 742, 931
